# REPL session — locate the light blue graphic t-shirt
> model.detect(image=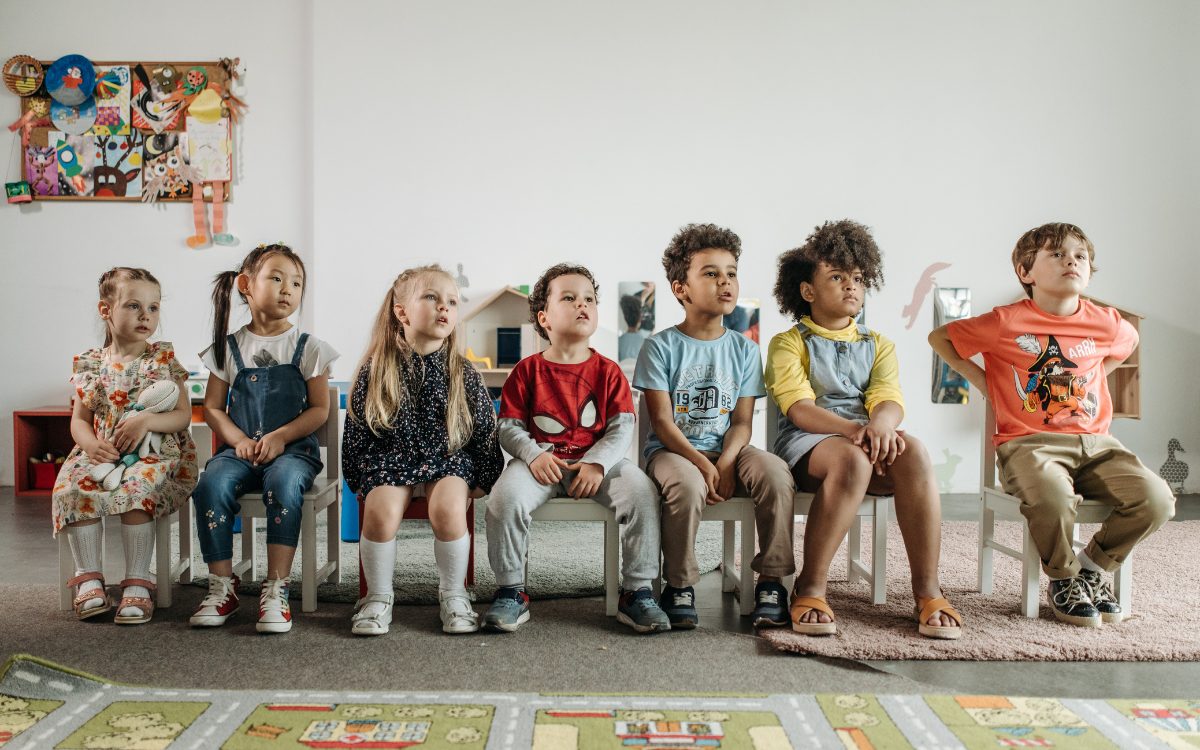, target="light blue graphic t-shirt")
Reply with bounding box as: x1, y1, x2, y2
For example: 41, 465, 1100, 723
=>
632, 326, 765, 457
